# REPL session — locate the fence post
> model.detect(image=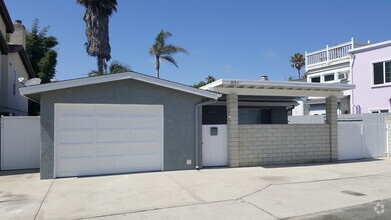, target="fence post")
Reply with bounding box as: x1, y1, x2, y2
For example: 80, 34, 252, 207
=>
386, 116, 391, 157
